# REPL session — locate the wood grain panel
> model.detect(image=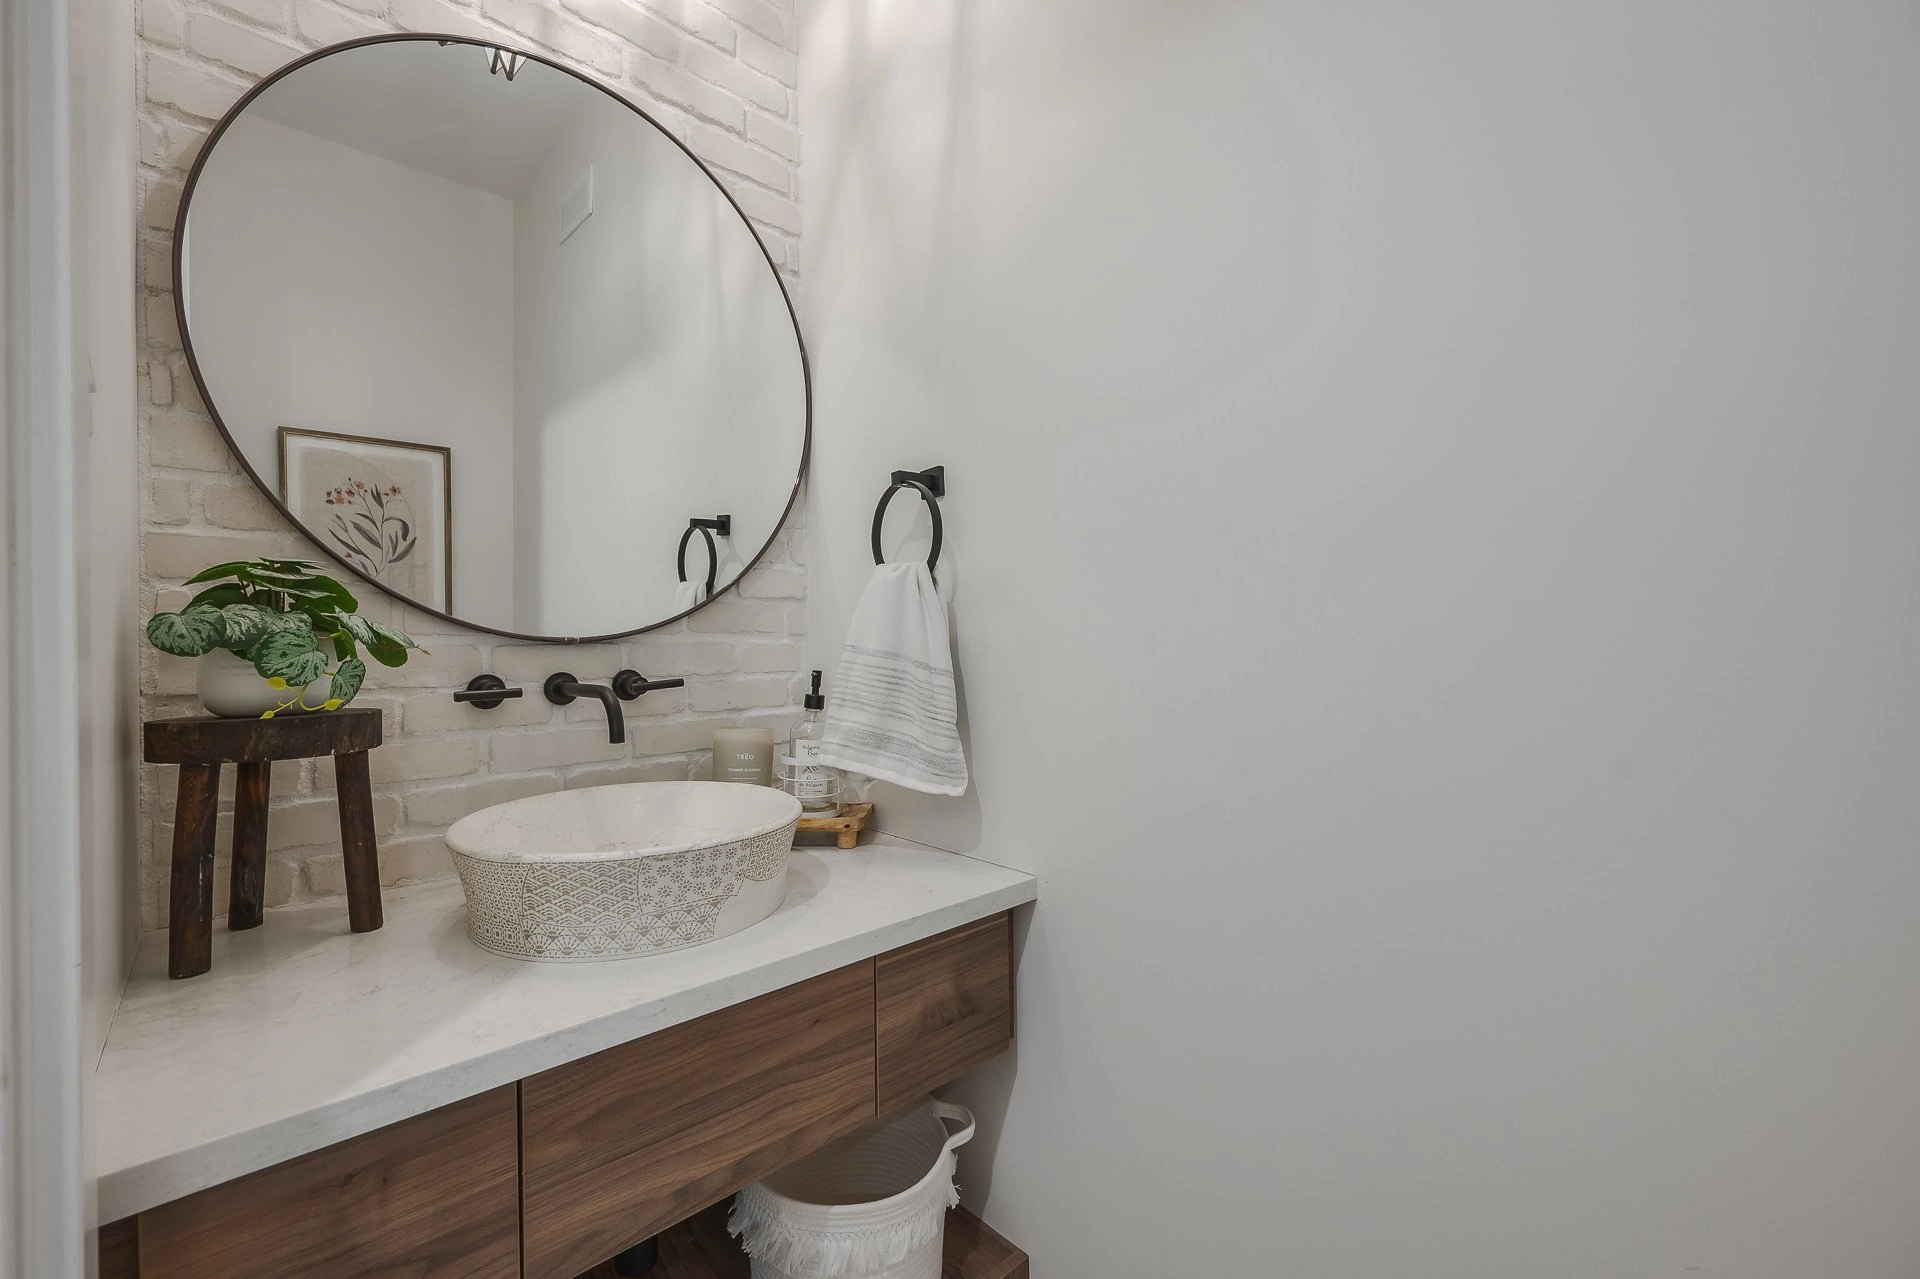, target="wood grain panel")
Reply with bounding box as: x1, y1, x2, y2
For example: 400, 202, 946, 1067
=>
876, 914, 1014, 1113
523, 962, 878, 1279
98, 1217, 139, 1279
333, 748, 384, 933
165, 762, 220, 980
943, 1208, 1029, 1279
143, 709, 381, 764
137, 1086, 519, 1279
228, 760, 270, 931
